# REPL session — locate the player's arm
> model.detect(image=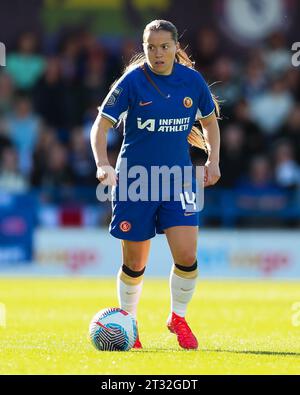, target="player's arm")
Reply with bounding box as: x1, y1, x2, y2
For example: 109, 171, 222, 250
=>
200, 112, 221, 187
90, 112, 117, 185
